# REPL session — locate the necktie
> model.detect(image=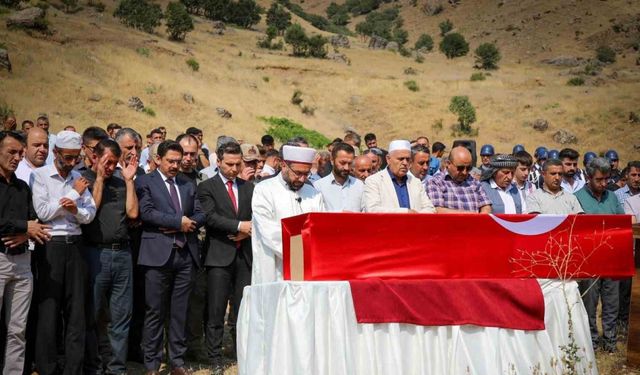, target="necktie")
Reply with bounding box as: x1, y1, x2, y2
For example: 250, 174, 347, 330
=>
166, 179, 186, 248
226, 180, 241, 248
